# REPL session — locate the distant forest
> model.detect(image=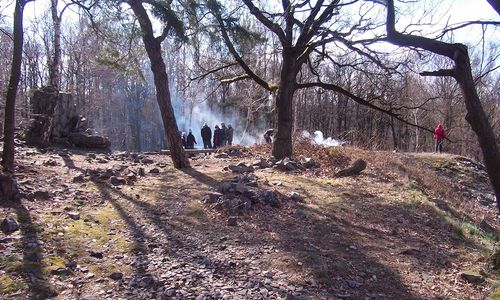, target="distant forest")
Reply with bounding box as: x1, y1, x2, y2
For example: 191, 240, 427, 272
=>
0, 0, 498, 160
